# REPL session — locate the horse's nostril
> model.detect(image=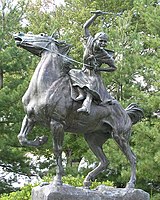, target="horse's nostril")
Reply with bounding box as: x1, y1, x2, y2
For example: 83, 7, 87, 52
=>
15, 37, 22, 42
